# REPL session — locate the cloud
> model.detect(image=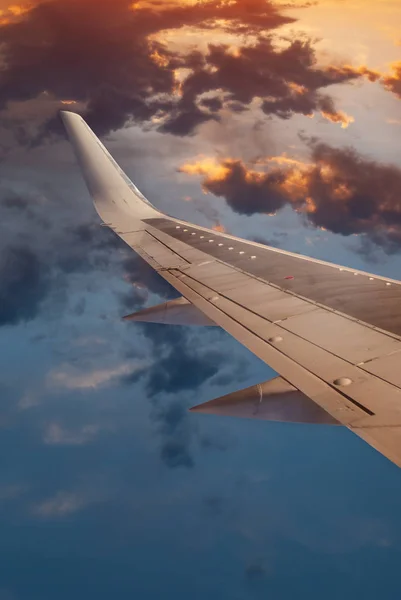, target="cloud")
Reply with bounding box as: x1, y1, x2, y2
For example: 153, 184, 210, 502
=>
252, 232, 289, 248
202, 494, 226, 516
0, 230, 114, 328
163, 39, 380, 135
47, 360, 147, 390
179, 142, 401, 252
244, 561, 267, 580
129, 325, 225, 468
33, 491, 90, 517
0, 484, 27, 502
0, 245, 51, 326
0, 0, 294, 144
145, 342, 223, 396
0, 175, 128, 328
43, 422, 102, 445
120, 254, 177, 309
382, 61, 401, 99
179, 157, 290, 215
0, 3, 30, 26
121, 320, 239, 469
18, 392, 40, 410
160, 439, 194, 469
0, 0, 379, 144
